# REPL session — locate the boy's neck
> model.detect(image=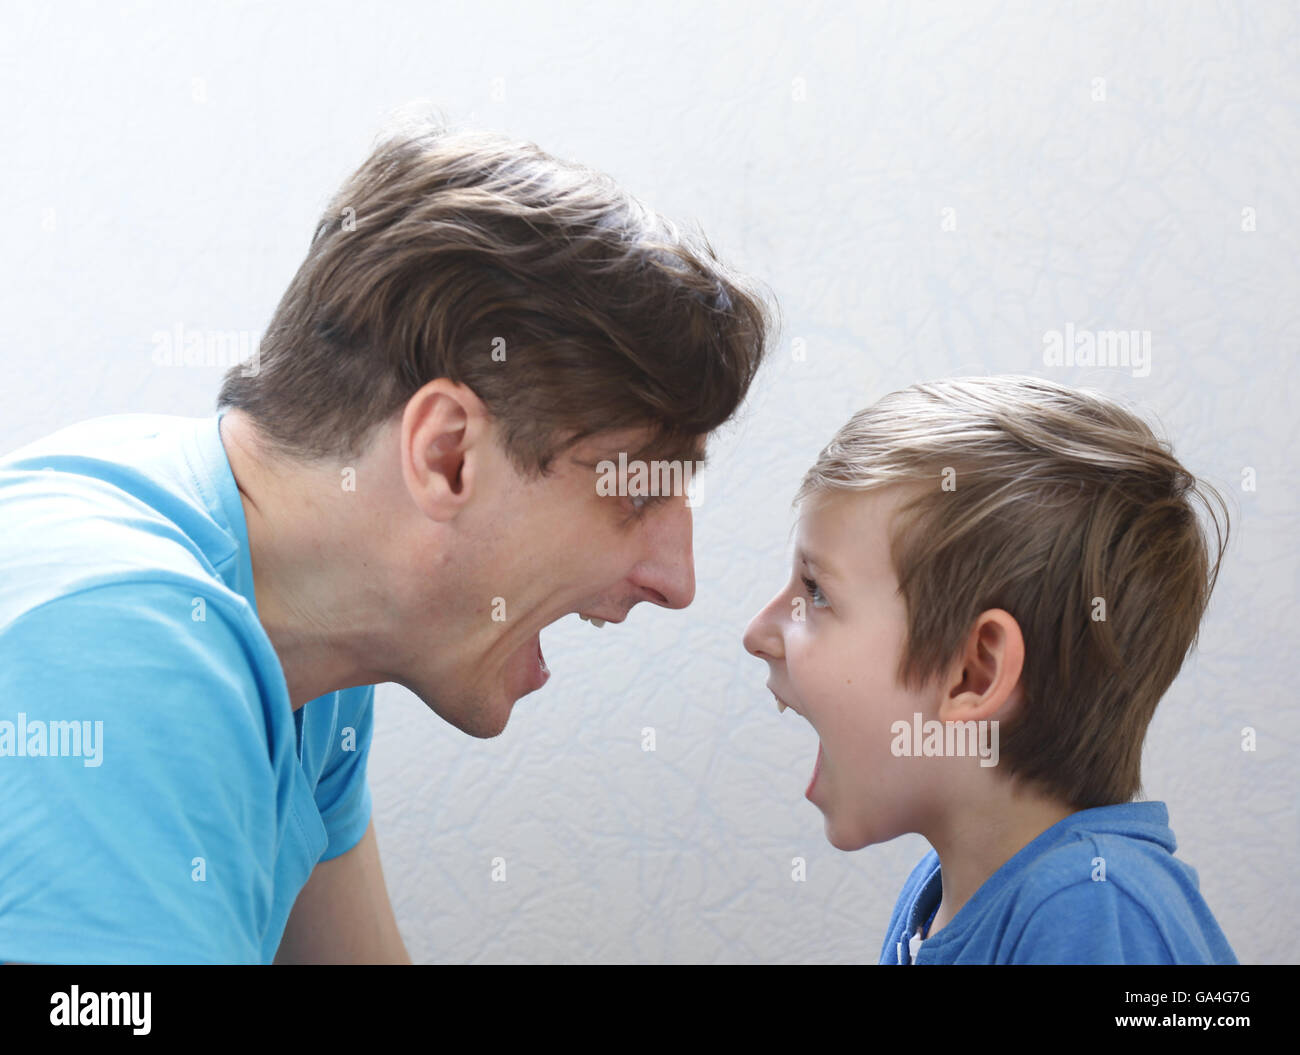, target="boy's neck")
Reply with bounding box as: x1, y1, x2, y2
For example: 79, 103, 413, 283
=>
923, 785, 1077, 939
